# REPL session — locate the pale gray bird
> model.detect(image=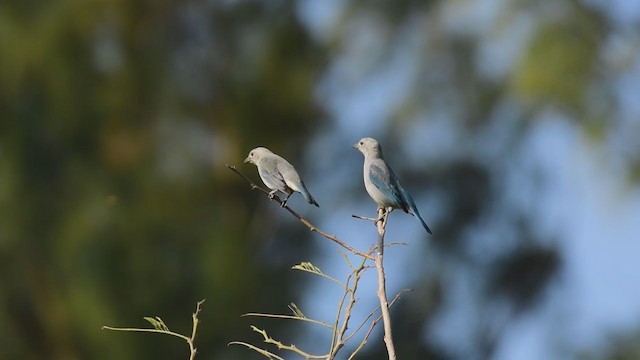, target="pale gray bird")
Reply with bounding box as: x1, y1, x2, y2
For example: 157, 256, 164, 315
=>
354, 137, 432, 234
244, 147, 319, 207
